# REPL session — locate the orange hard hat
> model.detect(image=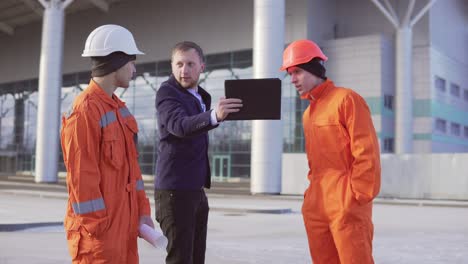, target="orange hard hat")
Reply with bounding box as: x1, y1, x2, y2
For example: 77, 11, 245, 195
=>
280, 39, 328, 71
